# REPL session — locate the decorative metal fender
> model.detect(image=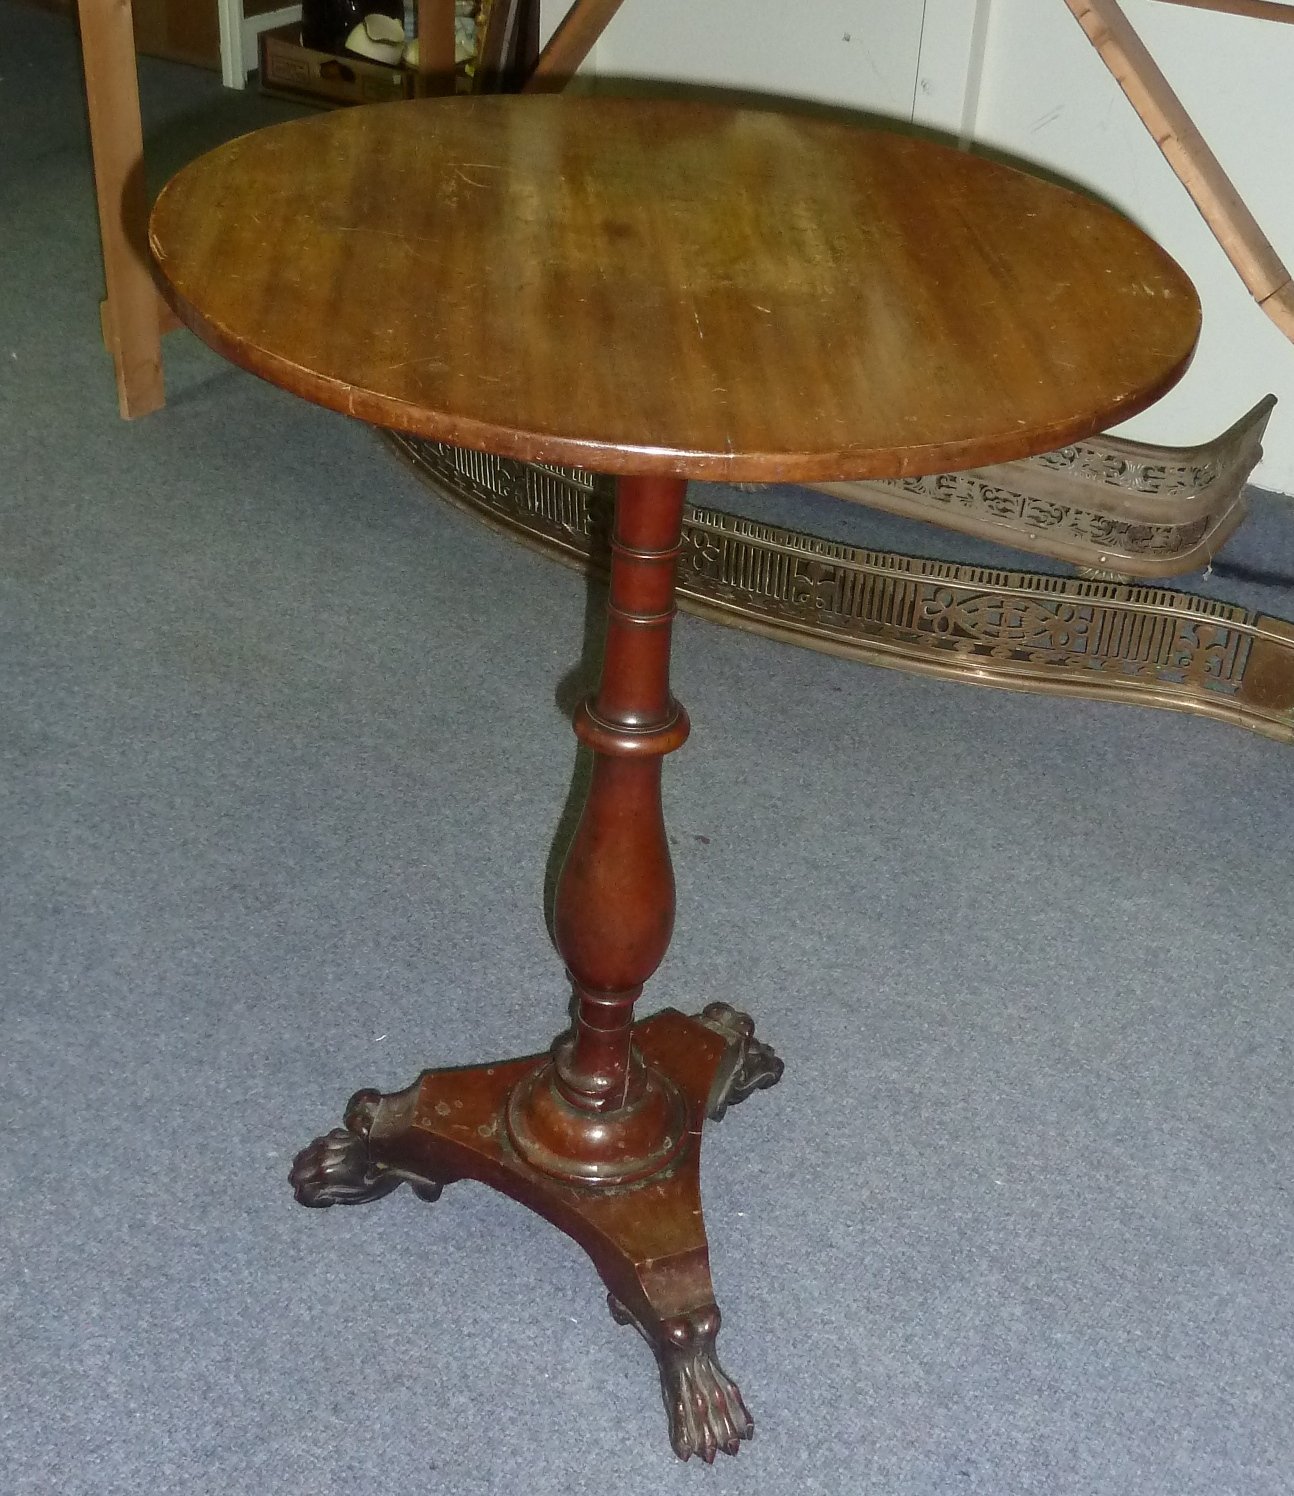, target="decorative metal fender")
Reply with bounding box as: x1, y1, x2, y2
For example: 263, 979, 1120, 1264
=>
388, 426, 1294, 745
